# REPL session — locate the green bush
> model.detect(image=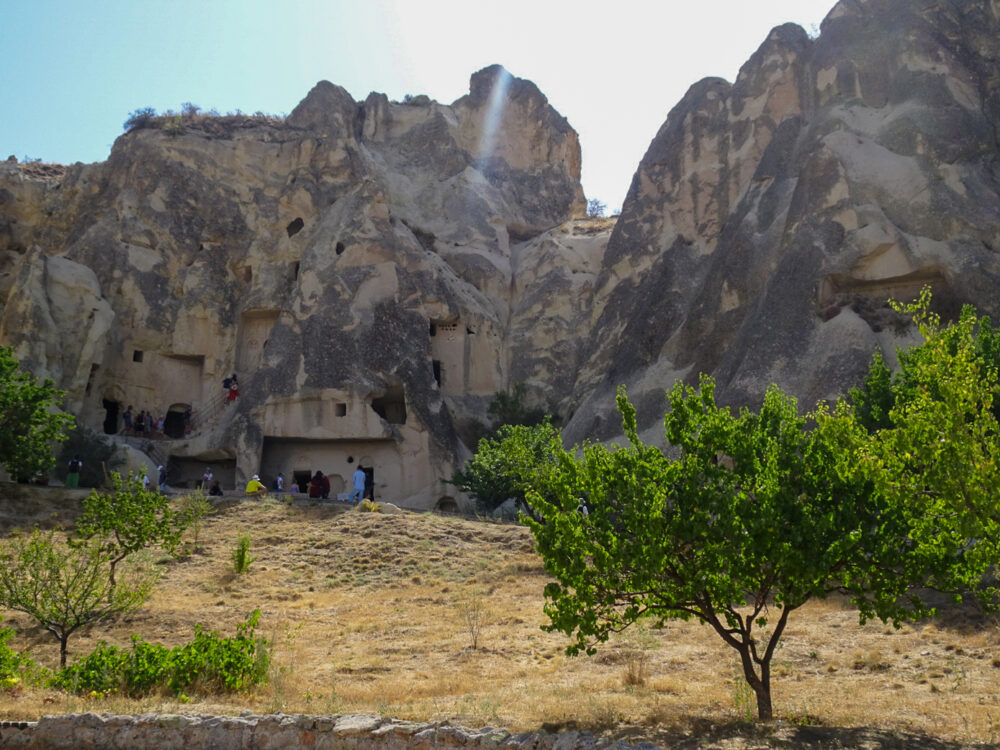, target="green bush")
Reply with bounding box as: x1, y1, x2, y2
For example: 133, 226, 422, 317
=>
51, 610, 269, 696
231, 533, 255, 574
0, 617, 34, 680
